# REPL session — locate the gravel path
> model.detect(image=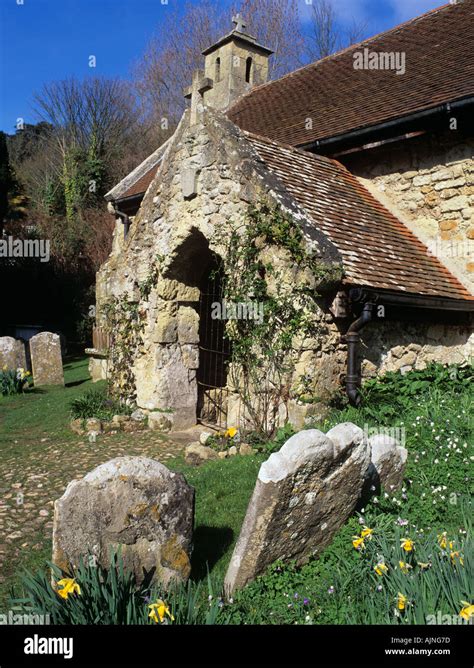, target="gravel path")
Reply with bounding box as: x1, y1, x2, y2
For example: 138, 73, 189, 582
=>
0, 428, 195, 588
